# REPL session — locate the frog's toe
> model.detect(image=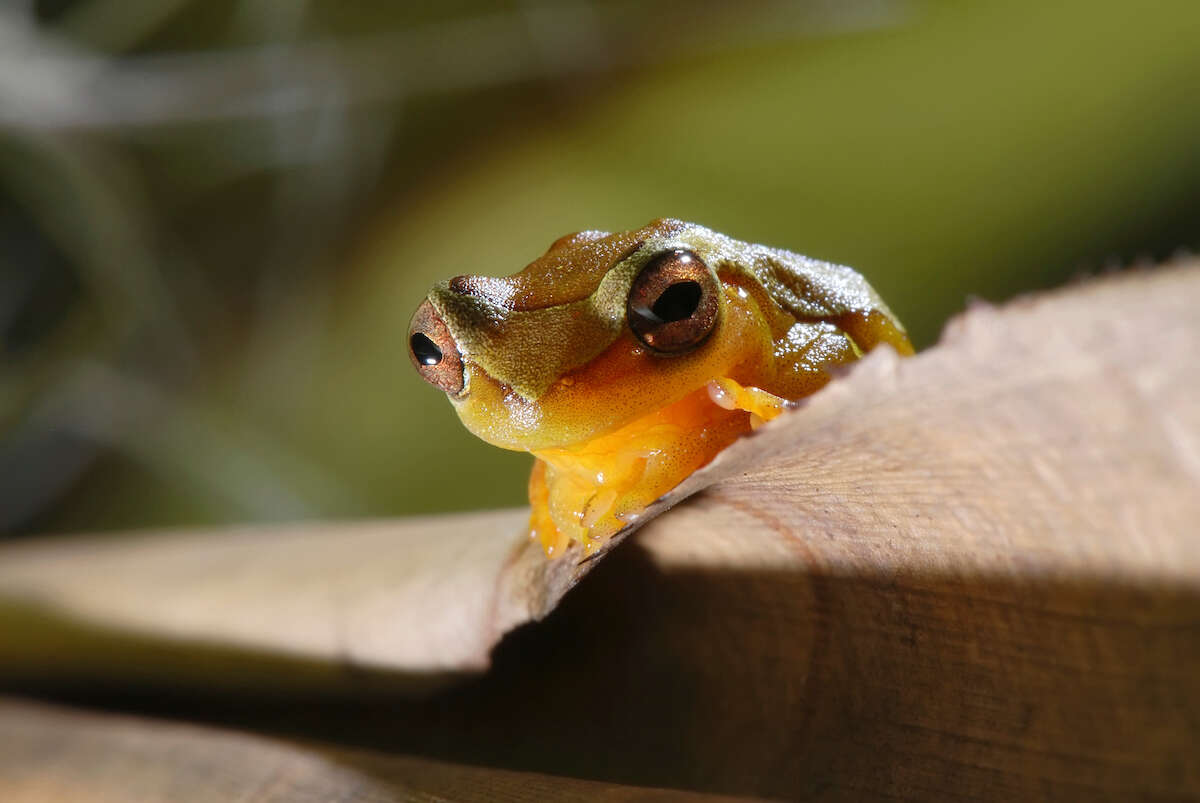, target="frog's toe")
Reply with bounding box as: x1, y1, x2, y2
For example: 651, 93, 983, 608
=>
707, 377, 790, 422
